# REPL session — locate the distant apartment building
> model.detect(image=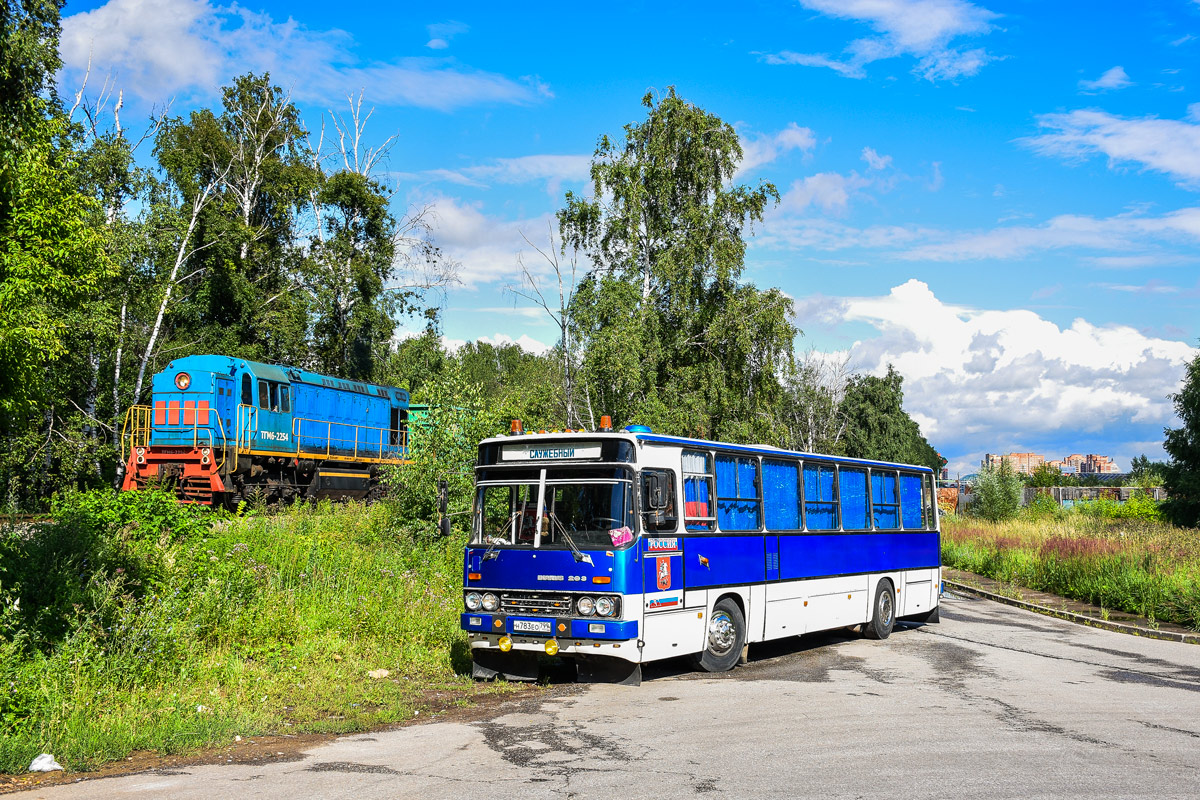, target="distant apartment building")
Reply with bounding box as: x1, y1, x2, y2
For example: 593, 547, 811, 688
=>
982, 451, 1121, 475
981, 452, 1044, 475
